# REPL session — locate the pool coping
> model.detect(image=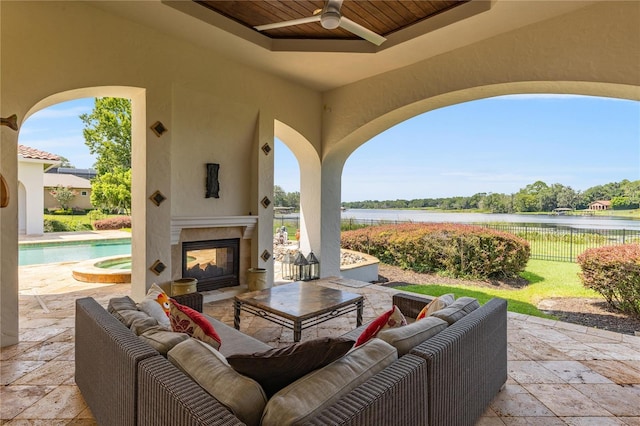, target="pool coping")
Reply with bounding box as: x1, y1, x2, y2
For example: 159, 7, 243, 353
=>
71, 254, 132, 284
